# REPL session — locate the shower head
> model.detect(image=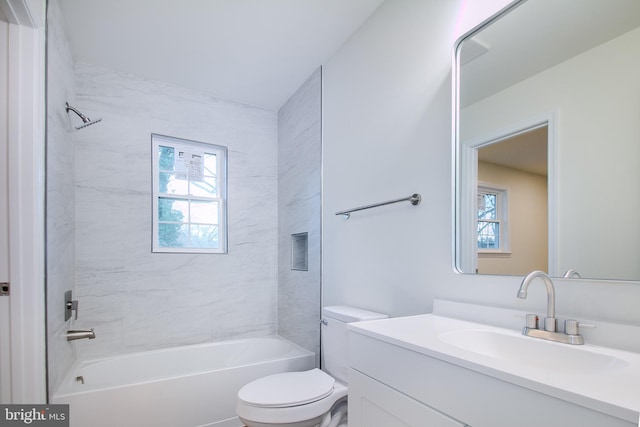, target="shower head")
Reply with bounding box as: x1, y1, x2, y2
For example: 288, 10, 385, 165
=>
65, 102, 102, 130
75, 117, 102, 129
